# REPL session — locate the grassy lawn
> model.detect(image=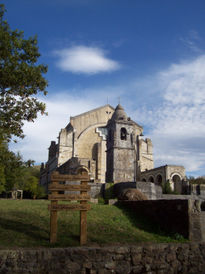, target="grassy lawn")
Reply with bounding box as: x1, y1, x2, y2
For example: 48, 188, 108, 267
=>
0, 199, 187, 248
